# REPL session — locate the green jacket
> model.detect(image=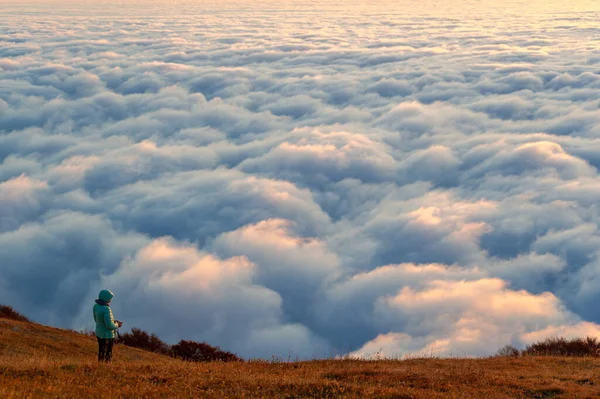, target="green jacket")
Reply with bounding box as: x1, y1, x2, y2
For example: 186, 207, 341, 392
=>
93, 290, 118, 339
